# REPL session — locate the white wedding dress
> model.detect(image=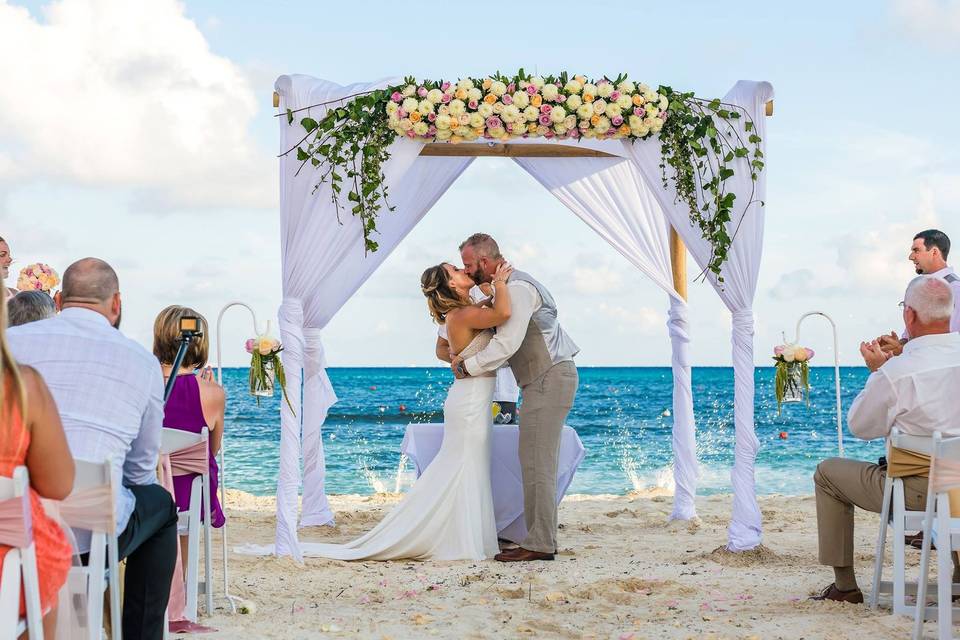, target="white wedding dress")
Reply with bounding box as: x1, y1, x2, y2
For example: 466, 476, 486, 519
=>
267, 330, 500, 561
